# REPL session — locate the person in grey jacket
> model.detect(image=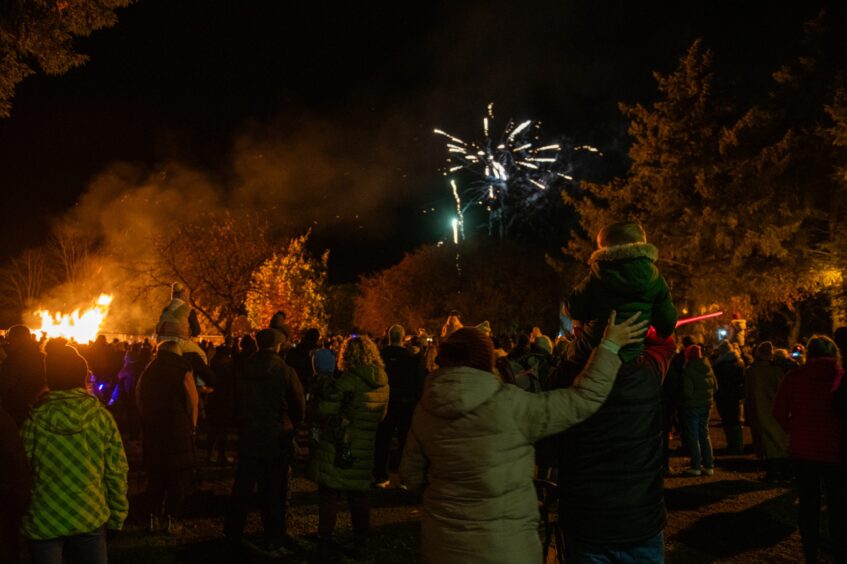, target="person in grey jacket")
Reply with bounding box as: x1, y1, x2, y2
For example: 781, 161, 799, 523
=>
400, 312, 647, 564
